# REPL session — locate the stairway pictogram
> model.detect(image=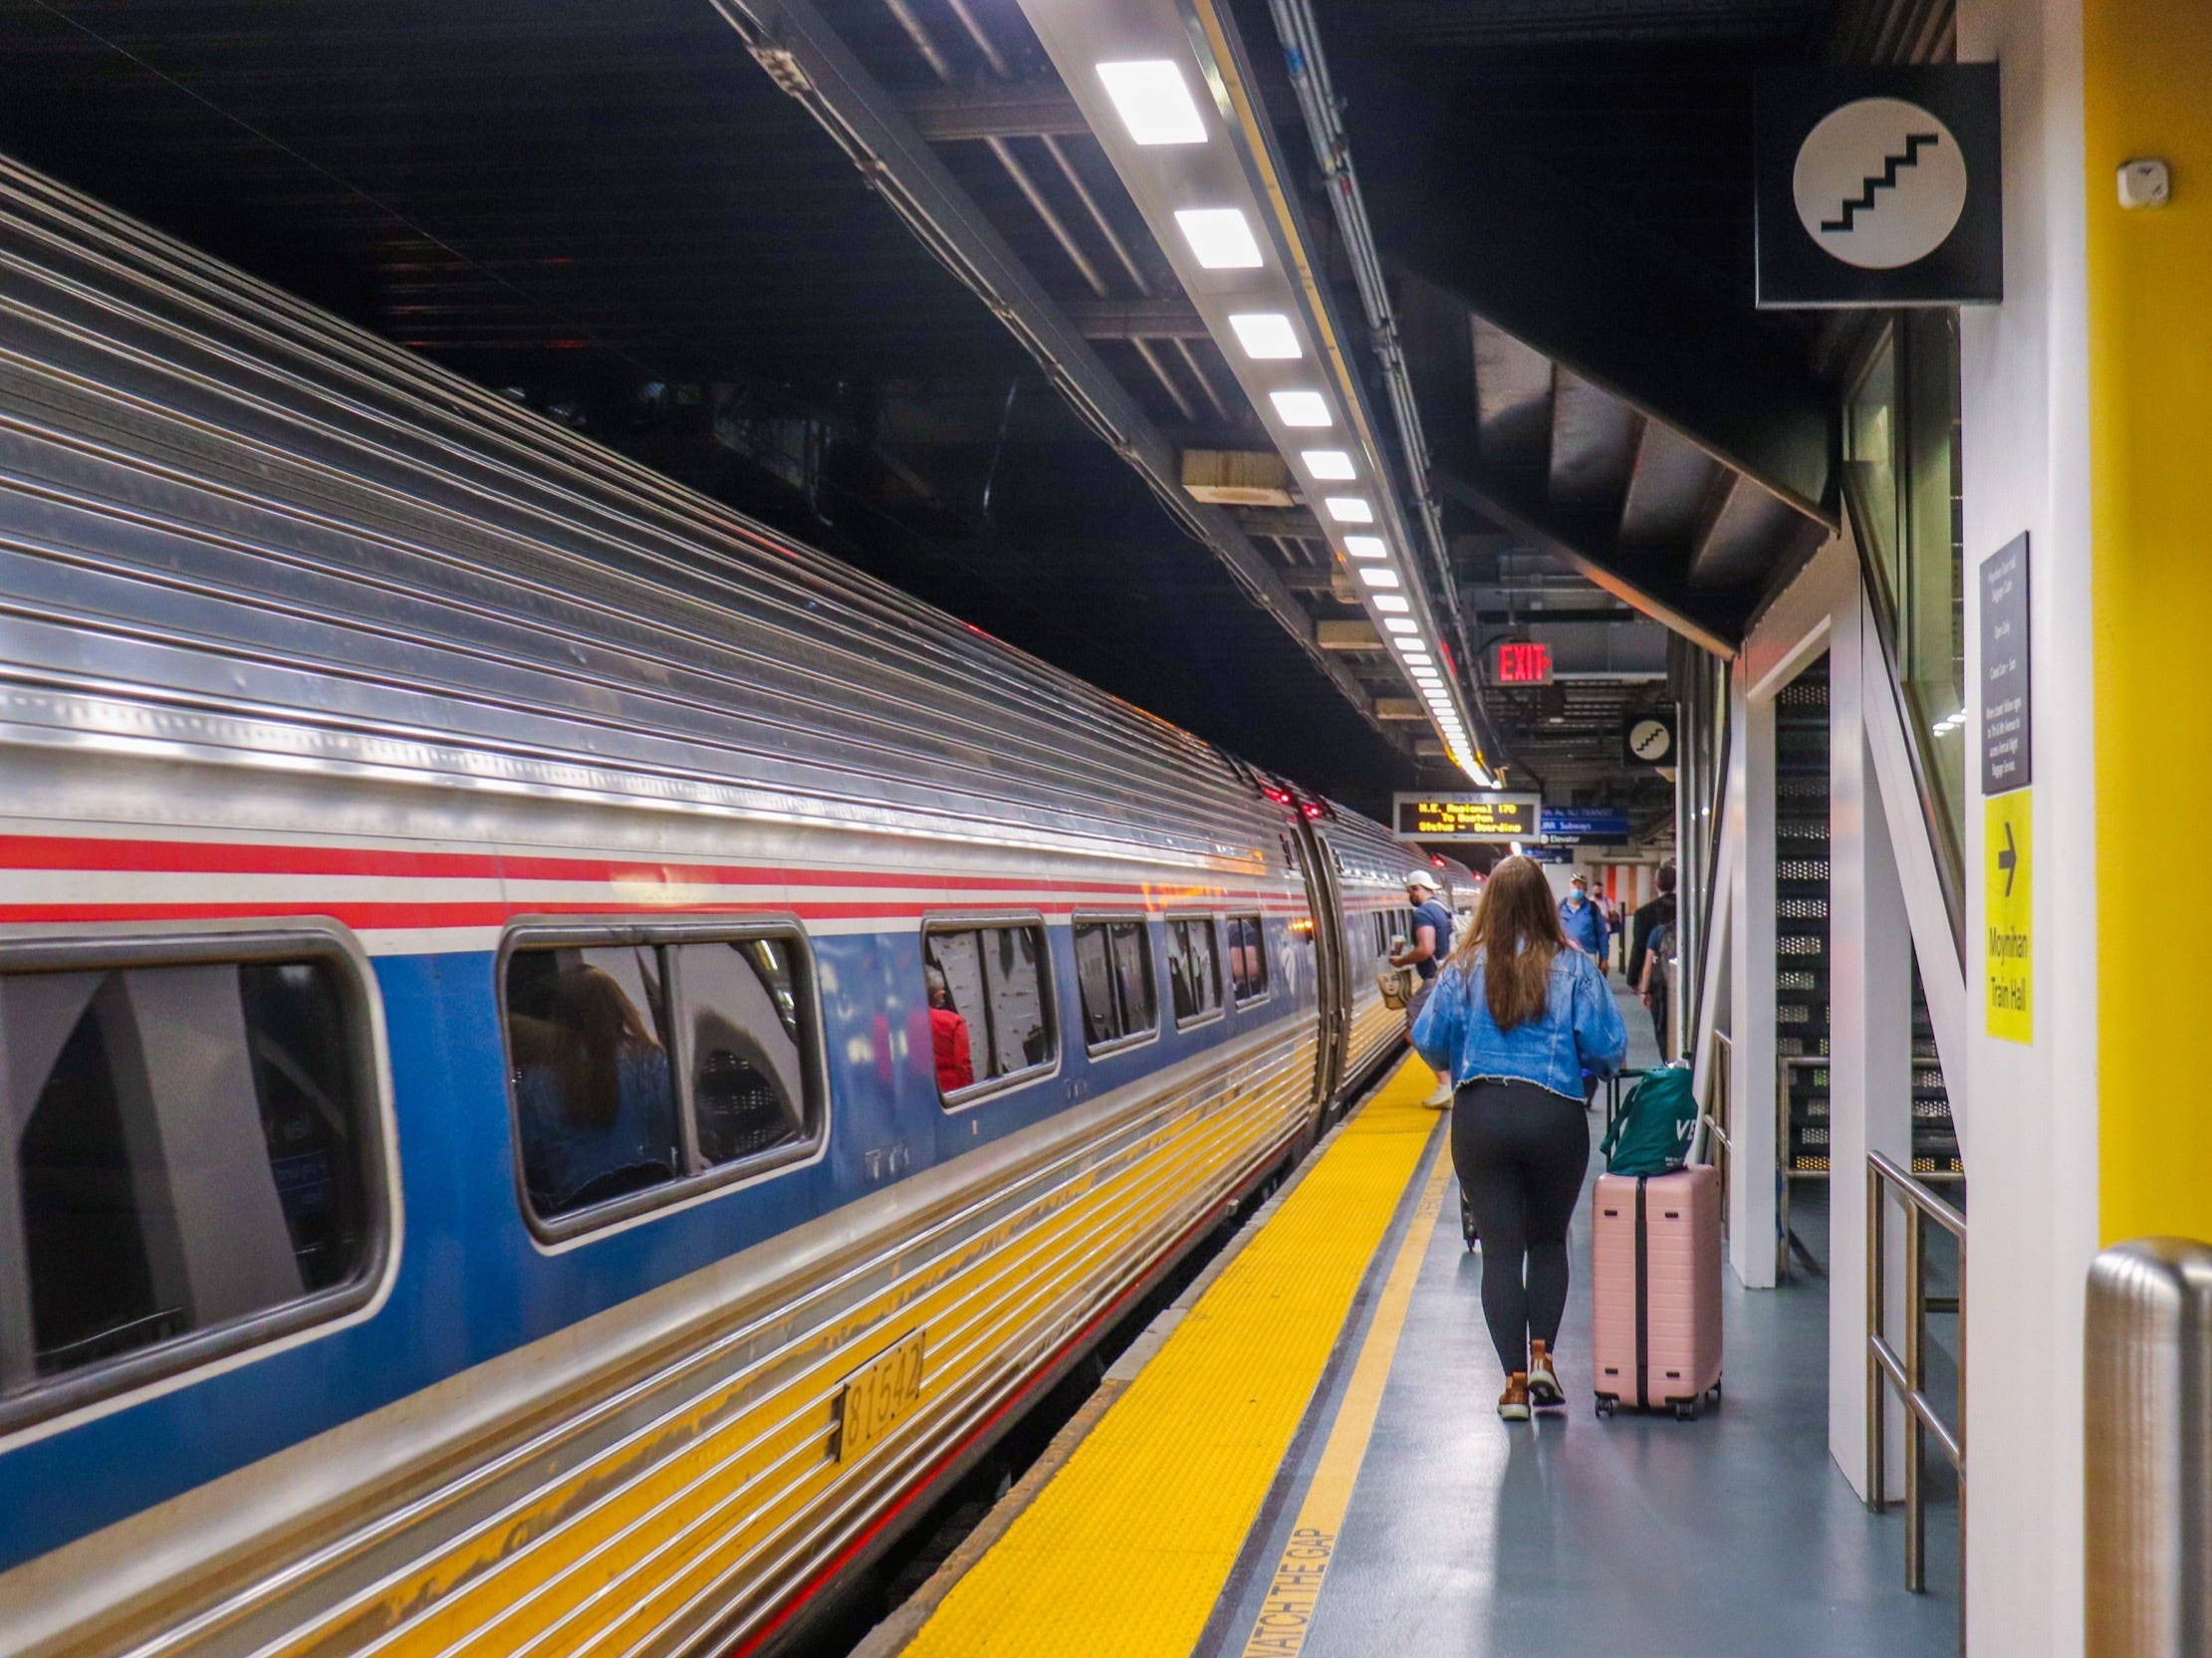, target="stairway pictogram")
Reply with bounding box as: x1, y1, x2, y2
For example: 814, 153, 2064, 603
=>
1821, 131, 1942, 232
